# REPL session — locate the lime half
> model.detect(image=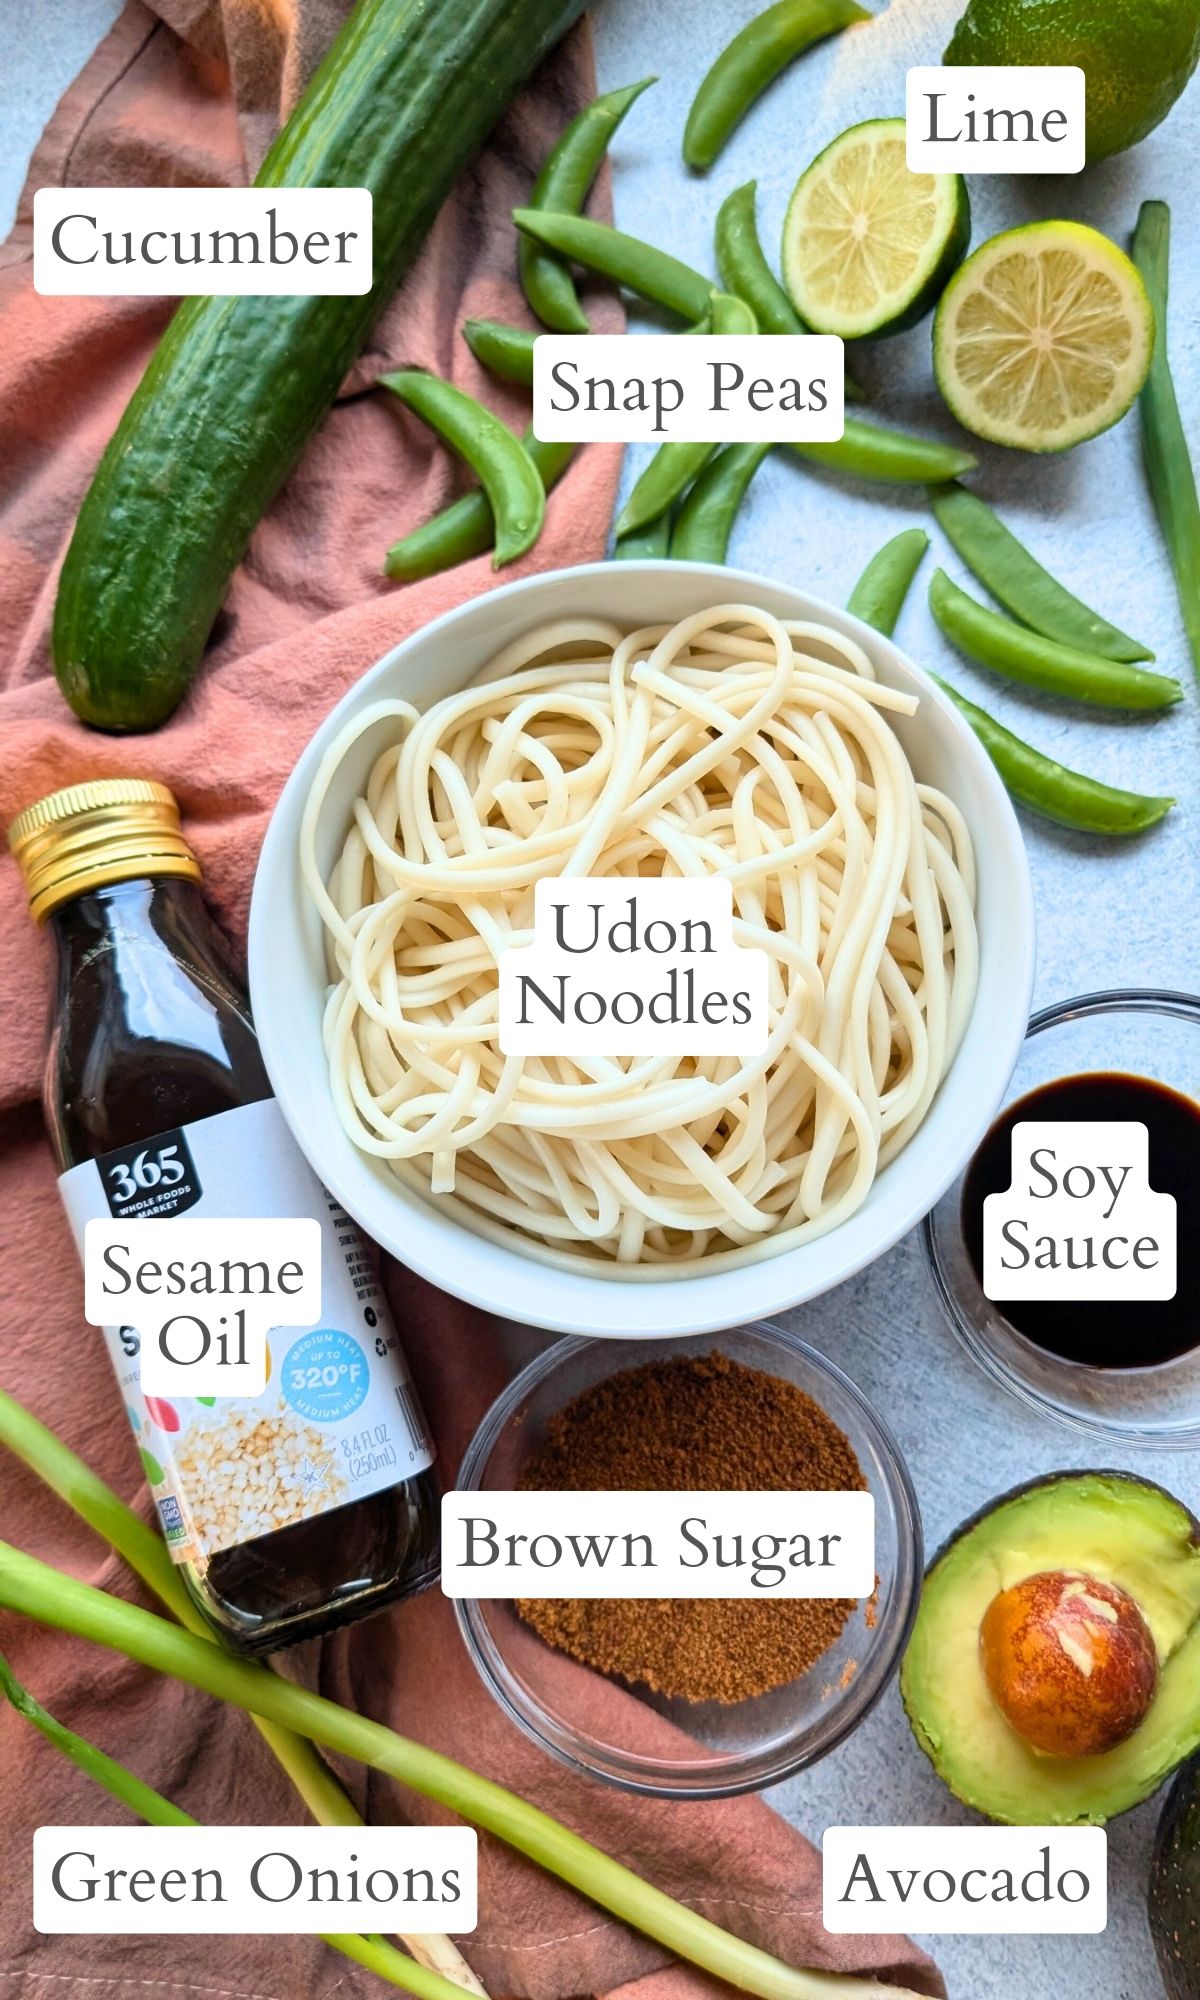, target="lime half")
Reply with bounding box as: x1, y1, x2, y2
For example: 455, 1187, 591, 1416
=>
933, 221, 1154, 453
782, 117, 970, 339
